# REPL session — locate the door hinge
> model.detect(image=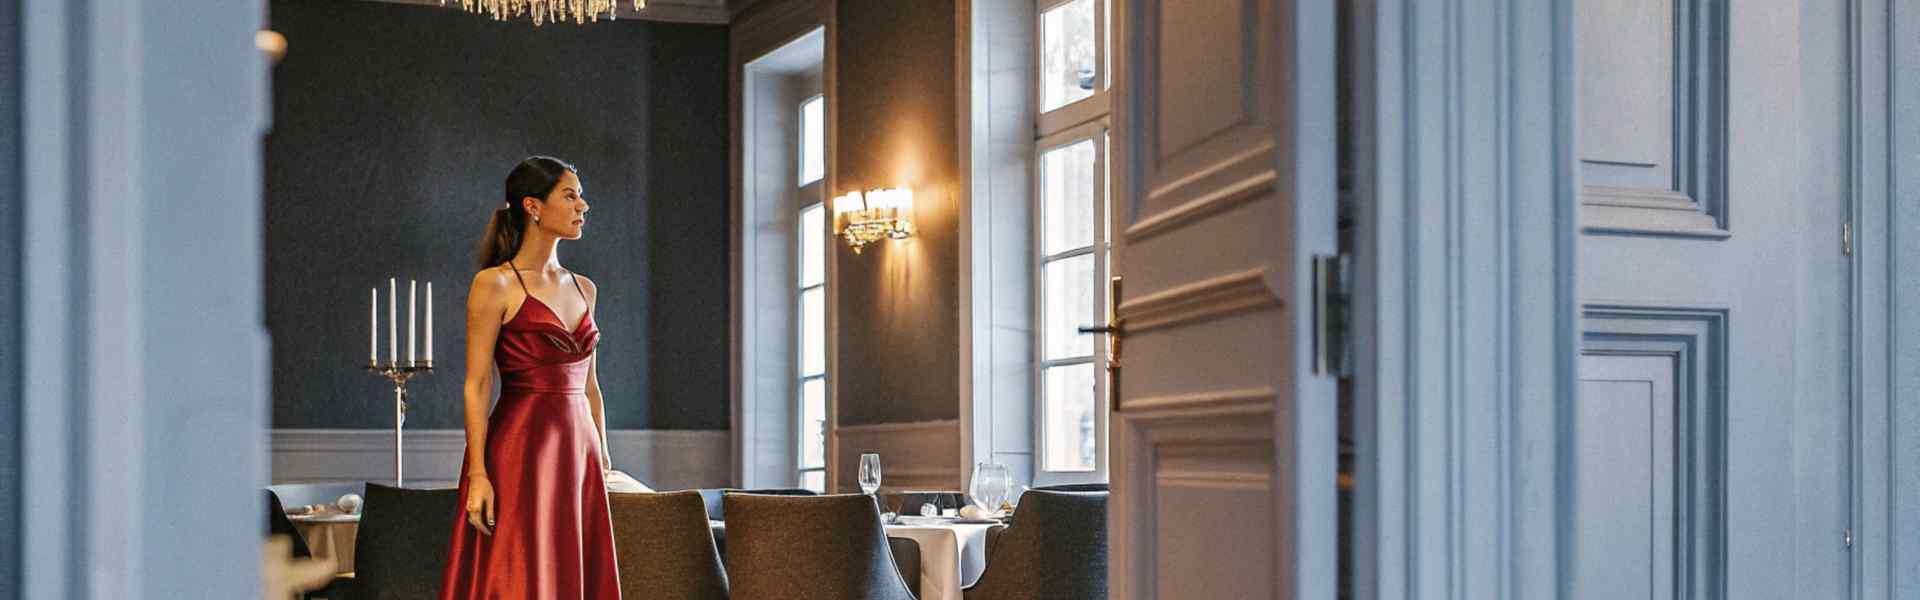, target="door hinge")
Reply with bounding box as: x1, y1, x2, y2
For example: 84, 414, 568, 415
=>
1845, 527, 1853, 549
1312, 254, 1352, 378
1843, 222, 1854, 256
